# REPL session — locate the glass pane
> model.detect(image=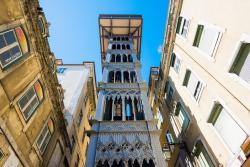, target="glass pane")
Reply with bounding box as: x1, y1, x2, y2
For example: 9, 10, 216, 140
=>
199, 26, 218, 55
0, 35, 6, 49
37, 126, 49, 146
23, 96, 39, 119
0, 51, 12, 67
10, 45, 21, 58
4, 30, 16, 45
